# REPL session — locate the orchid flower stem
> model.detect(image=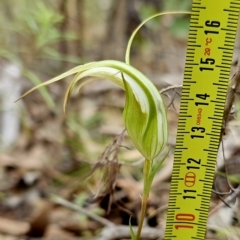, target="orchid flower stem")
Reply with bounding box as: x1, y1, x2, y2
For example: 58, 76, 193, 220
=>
136, 159, 152, 240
